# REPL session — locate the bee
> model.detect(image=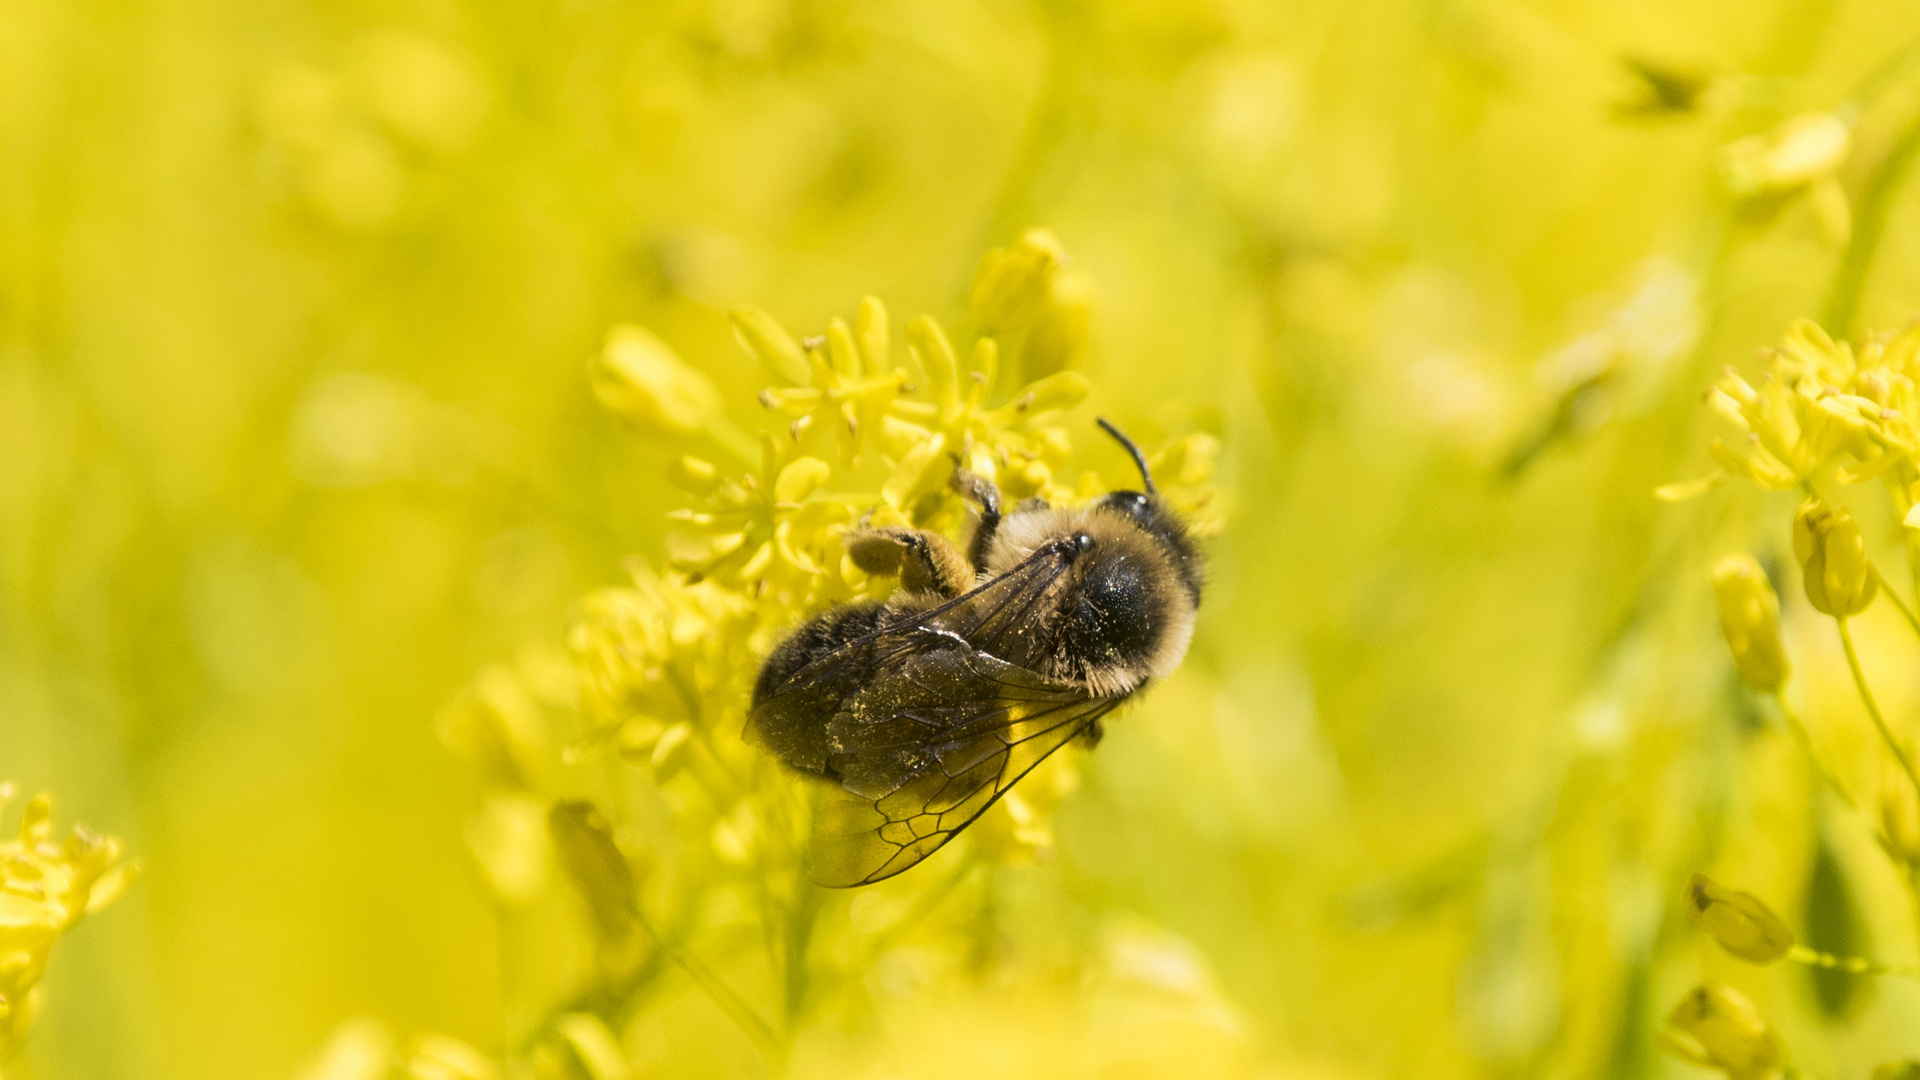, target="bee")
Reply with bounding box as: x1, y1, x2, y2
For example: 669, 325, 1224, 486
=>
749, 419, 1203, 886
